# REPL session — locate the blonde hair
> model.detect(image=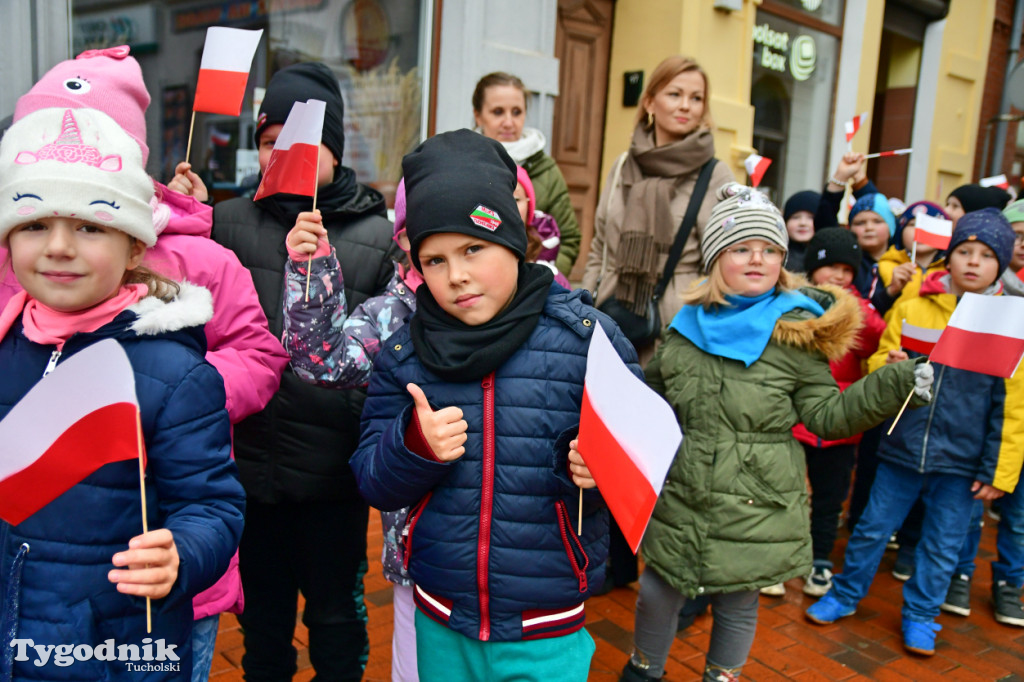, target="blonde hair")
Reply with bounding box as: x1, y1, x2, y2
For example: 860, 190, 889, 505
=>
636, 56, 714, 131
681, 258, 799, 309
